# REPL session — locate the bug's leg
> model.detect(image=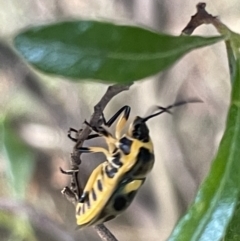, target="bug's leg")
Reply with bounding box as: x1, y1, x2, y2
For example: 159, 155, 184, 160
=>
61, 186, 79, 205
60, 167, 78, 176
68, 128, 79, 142
115, 107, 131, 139
79, 146, 114, 168
60, 167, 82, 201
101, 106, 131, 139
84, 121, 112, 139
79, 146, 111, 157
84, 121, 117, 153
101, 106, 131, 127
60, 168, 79, 204
68, 127, 100, 142
83, 105, 131, 148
